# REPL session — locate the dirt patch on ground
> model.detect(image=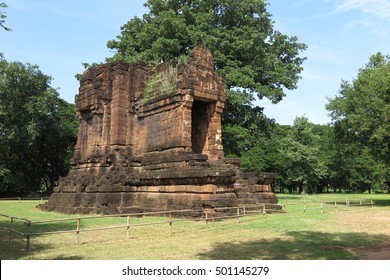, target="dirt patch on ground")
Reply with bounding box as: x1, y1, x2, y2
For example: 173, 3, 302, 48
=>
330, 208, 390, 259
326, 244, 390, 259
373, 216, 390, 222
350, 245, 390, 260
